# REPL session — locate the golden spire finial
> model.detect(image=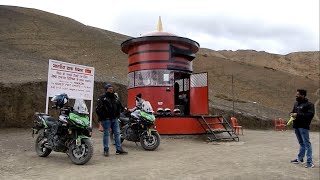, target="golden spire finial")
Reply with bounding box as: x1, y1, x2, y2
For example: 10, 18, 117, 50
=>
157, 16, 163, 32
